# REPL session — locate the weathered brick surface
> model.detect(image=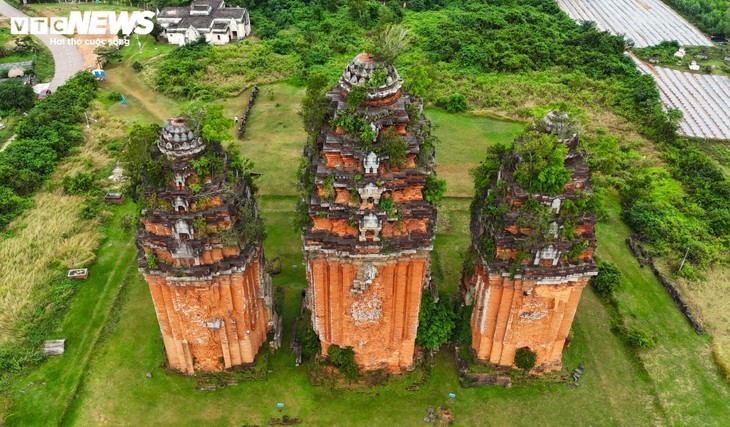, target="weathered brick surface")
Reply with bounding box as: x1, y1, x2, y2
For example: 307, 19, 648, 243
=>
463, 113, 597, 372
307, 252, 428, 372
138, 117, 275, 374
302, 54, 440, 372
468, 264, 588, 371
